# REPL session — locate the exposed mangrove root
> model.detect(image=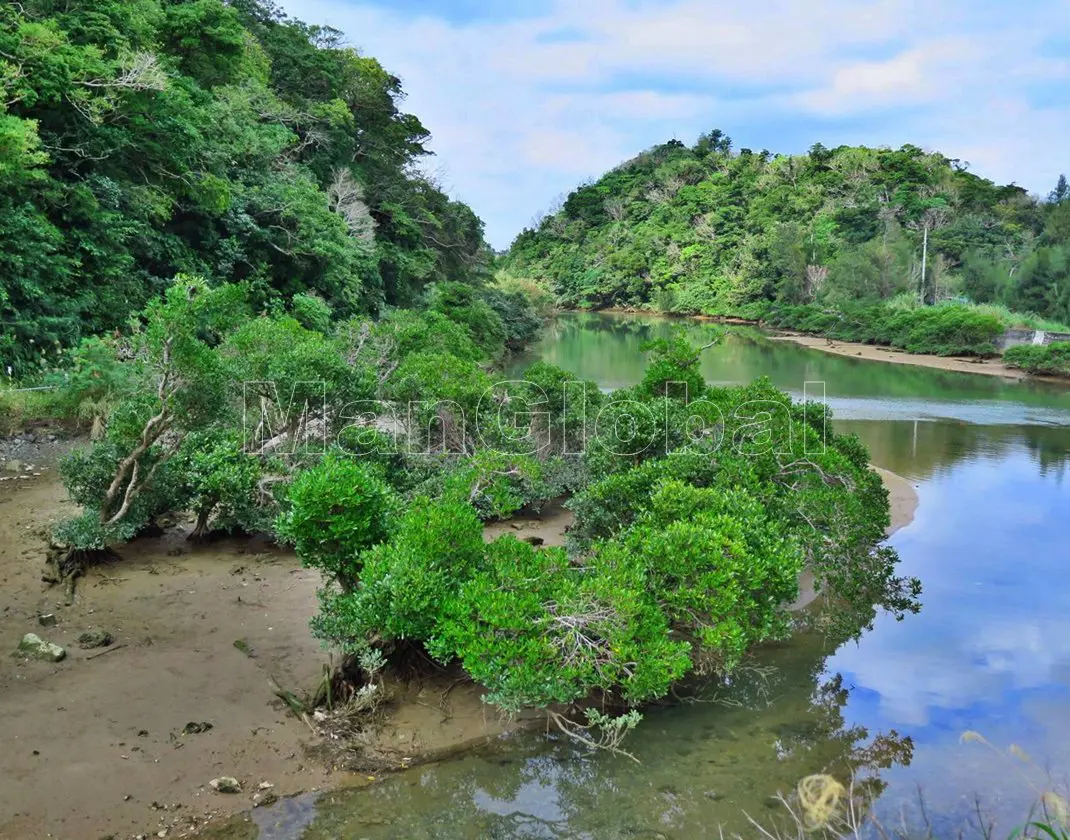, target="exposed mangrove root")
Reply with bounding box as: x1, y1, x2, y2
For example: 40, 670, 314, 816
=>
547, 708, 643, 763
43, 542, 120, 603
268, 676, 316, 733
